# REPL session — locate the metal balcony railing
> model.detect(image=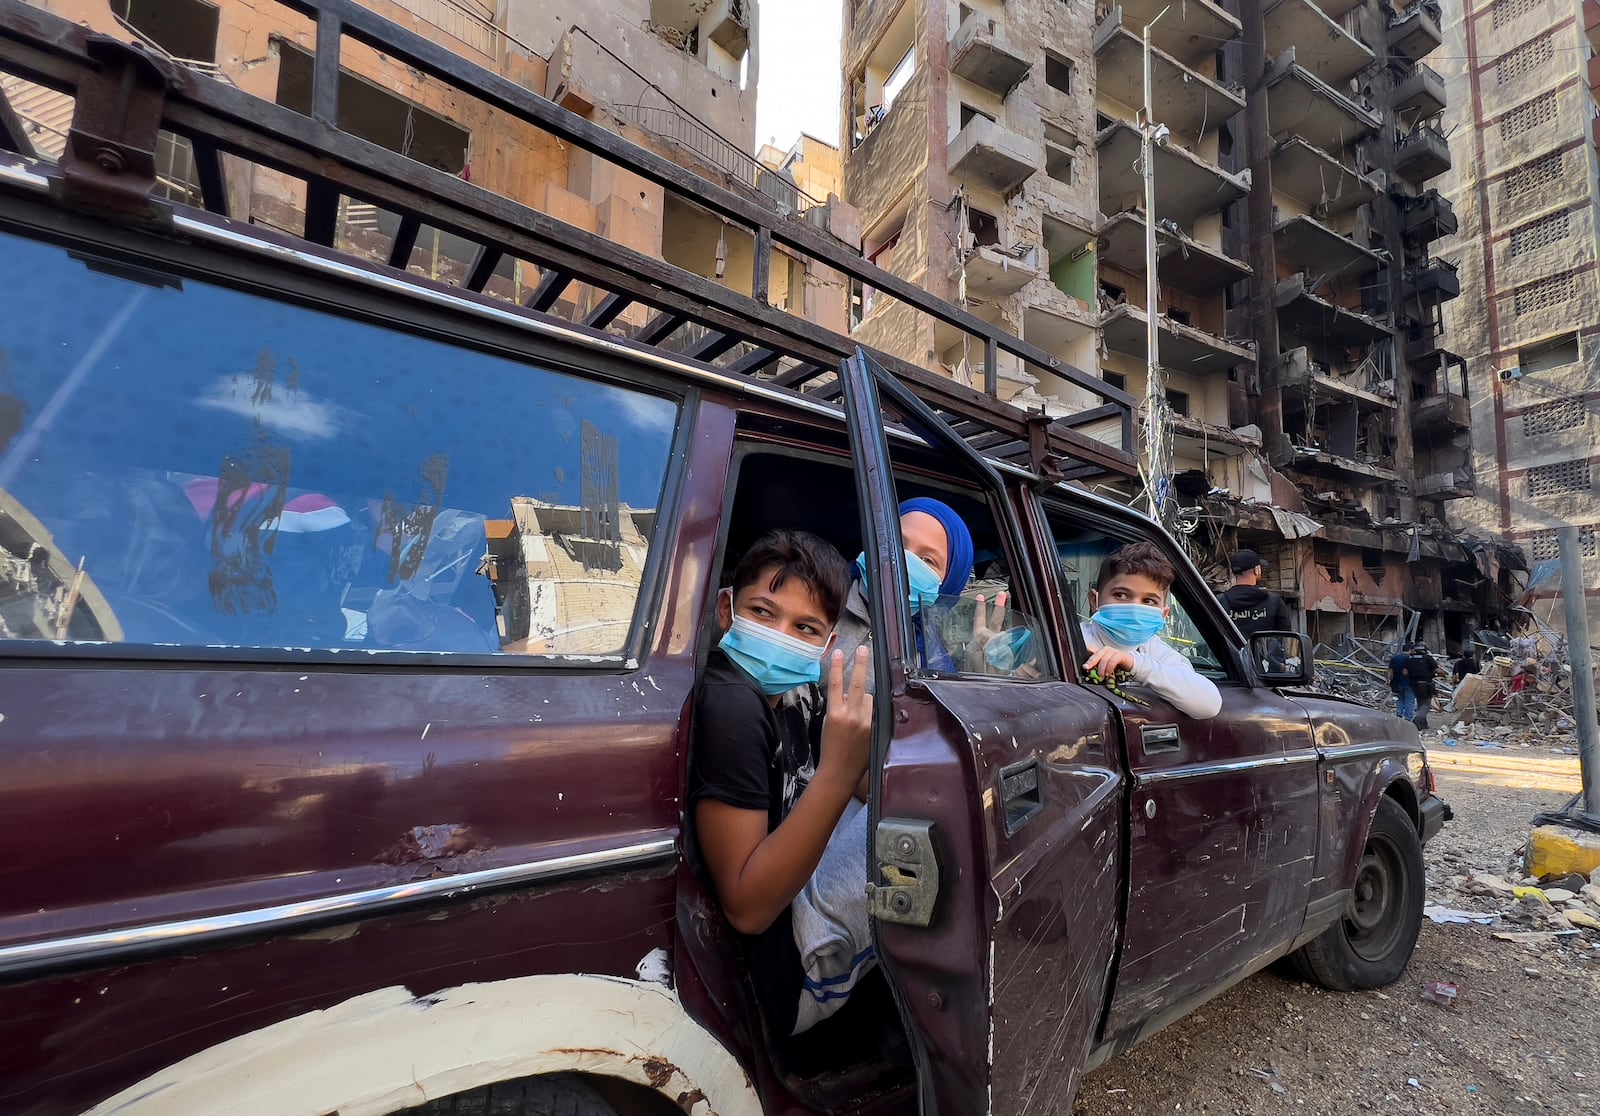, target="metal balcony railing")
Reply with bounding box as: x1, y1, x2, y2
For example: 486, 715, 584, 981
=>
616, 102, 825, 214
